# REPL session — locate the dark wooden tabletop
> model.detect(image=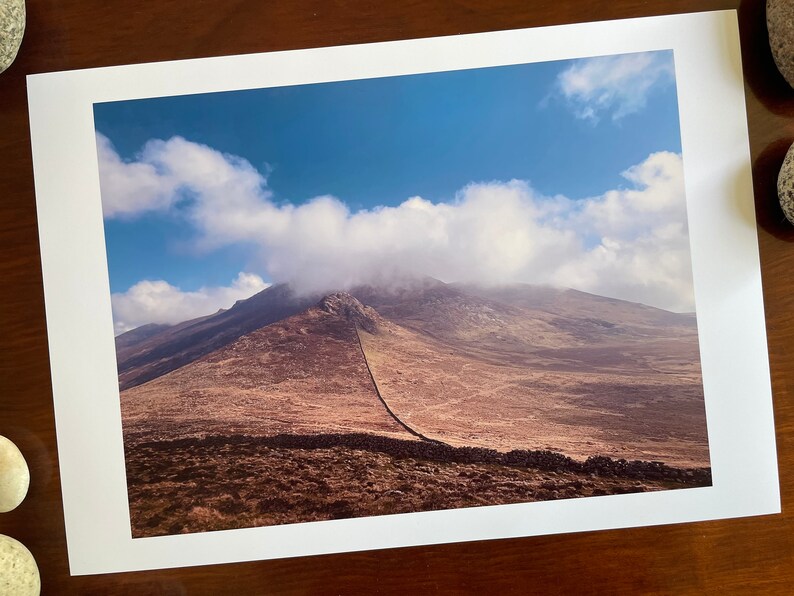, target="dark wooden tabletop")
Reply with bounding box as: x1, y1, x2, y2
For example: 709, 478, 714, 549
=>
1, 0, 793, 593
